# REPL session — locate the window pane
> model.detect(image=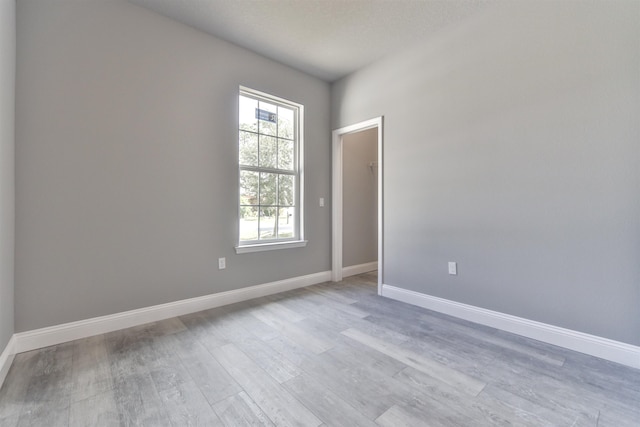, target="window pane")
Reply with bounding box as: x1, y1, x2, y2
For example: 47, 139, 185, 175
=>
240, 171, 258, 205
239, 96, 258, 132
278, 207, 295, 238
278, 138, 294, 170
238, 89, 302, 246
239, 131, 258, 167
258, 101, 277, 136
259, 172, 277, 205
278, 174, 294, 206
240, 206, 259, 241
278, 107, 294, 139
259, 207, 276, 240
259, 136, 277, 169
